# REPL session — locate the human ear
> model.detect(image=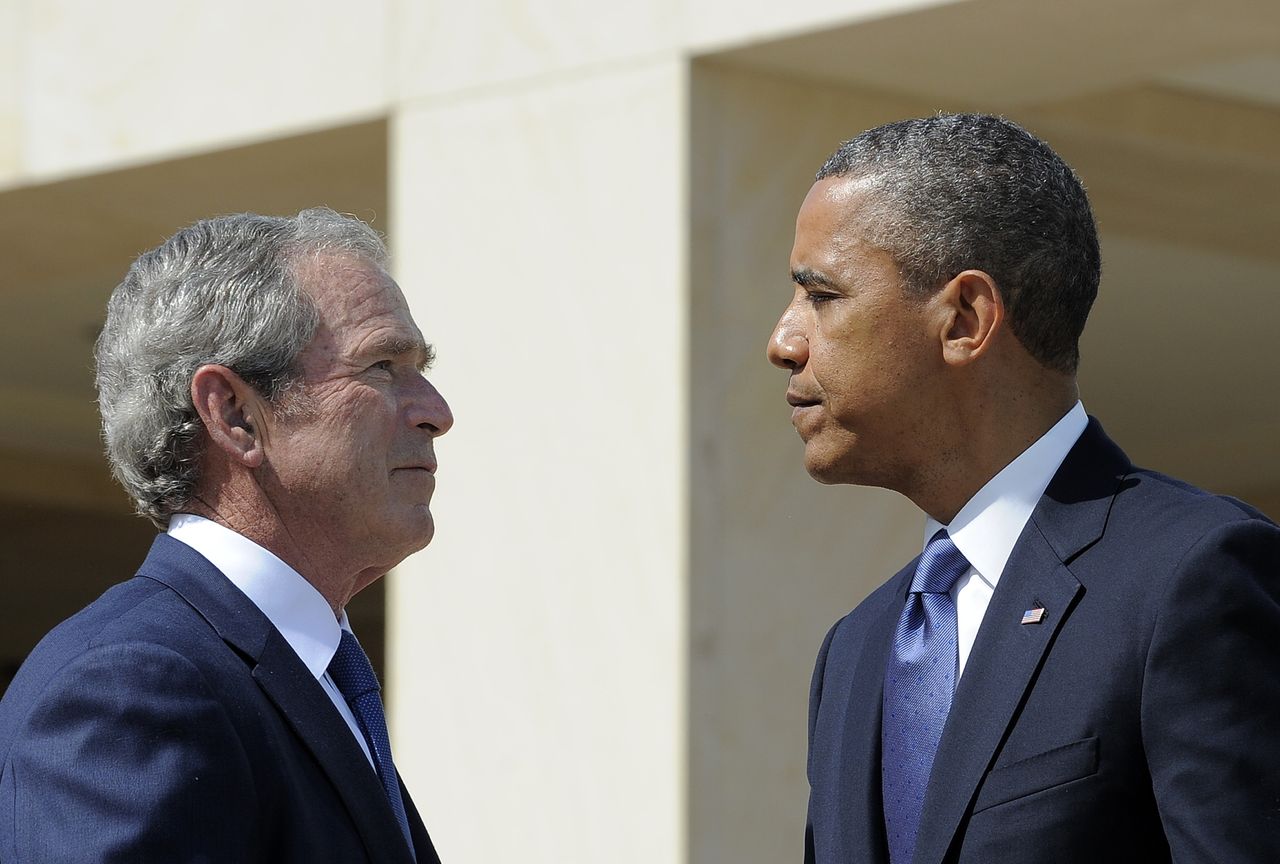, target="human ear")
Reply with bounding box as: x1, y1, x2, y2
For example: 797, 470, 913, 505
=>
190, 365, 267, 468
938, 270, 1003, 366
